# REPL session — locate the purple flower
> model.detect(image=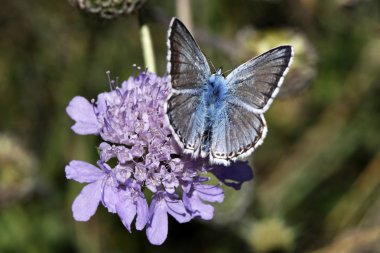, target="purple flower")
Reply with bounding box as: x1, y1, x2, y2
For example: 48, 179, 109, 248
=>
65, 71, 252, 245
